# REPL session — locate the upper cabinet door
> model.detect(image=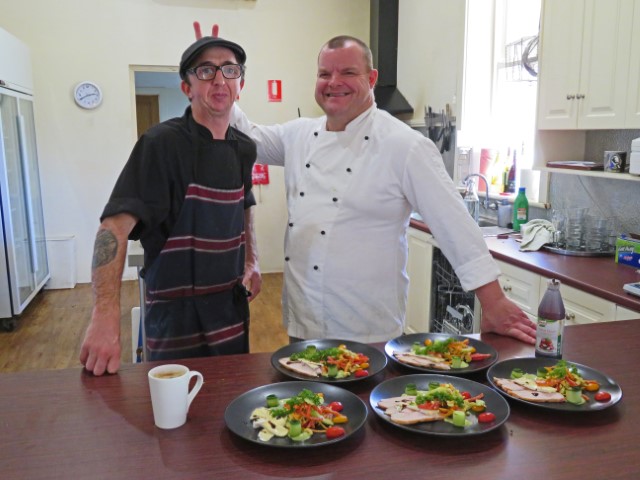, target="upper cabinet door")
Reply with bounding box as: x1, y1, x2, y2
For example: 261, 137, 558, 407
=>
578, 0, 634, 129
537, 0, 636, 130
626, 0, 640, 127
536, 0, 584, 129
